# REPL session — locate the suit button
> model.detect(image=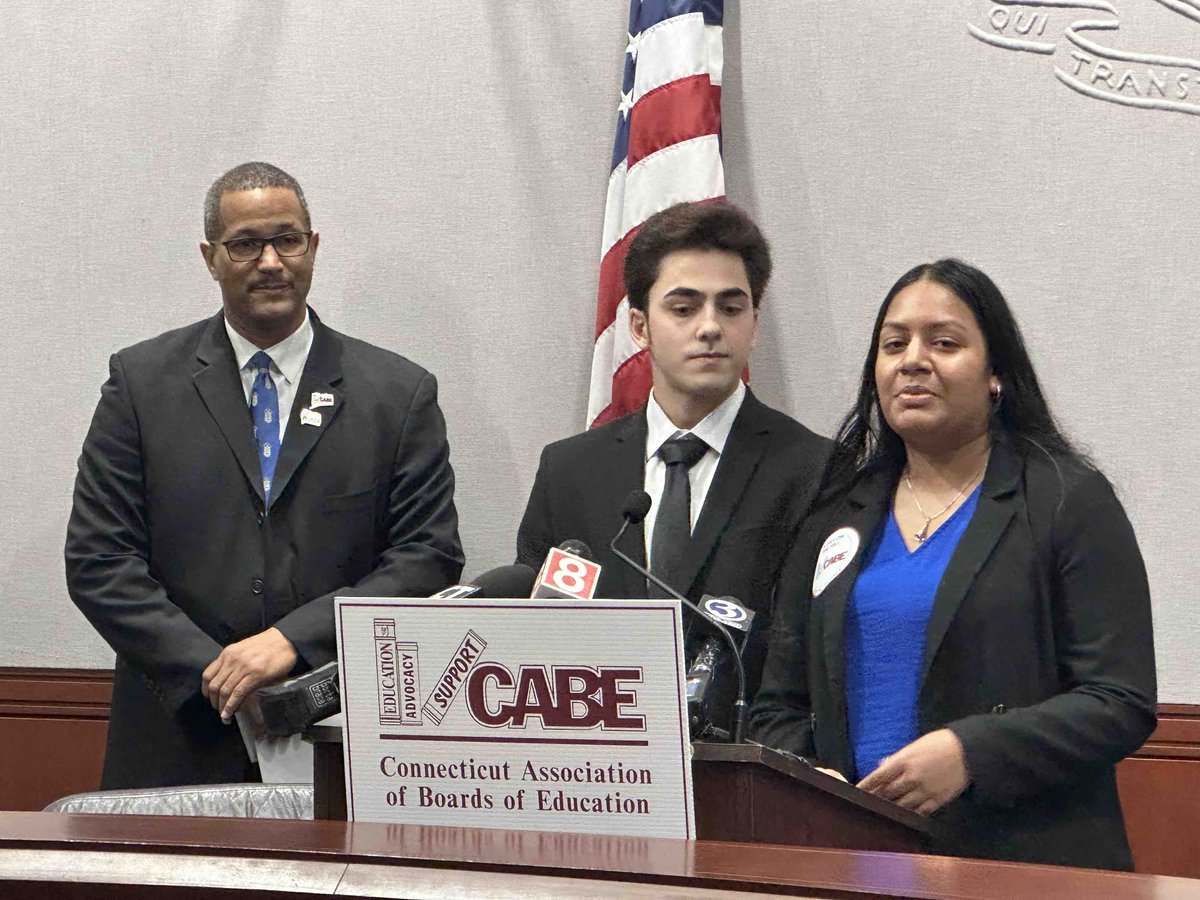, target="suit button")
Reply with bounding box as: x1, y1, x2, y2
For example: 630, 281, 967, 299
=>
251, 578, 265, 595
257, 511, 265, 526
991, 704, 1007, 714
